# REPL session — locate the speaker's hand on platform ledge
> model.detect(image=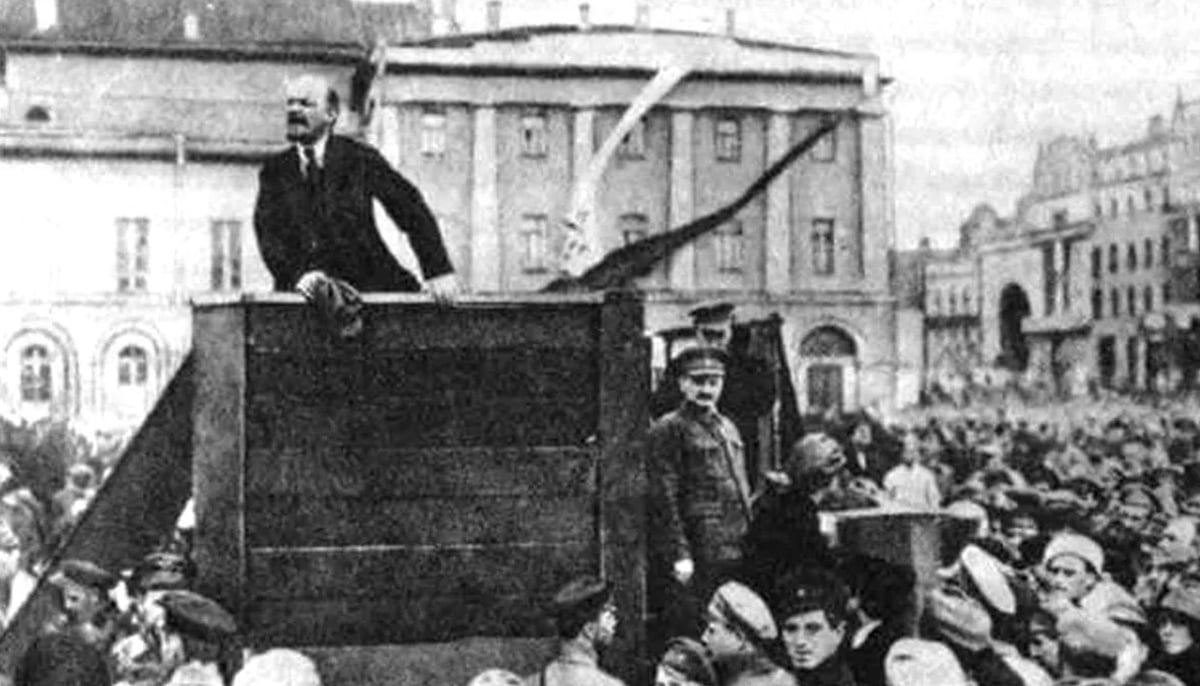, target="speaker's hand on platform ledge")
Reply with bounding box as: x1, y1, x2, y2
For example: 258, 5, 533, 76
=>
296, 270, 328, 299
673, 557, 694, 585
426, 273, 460, 304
